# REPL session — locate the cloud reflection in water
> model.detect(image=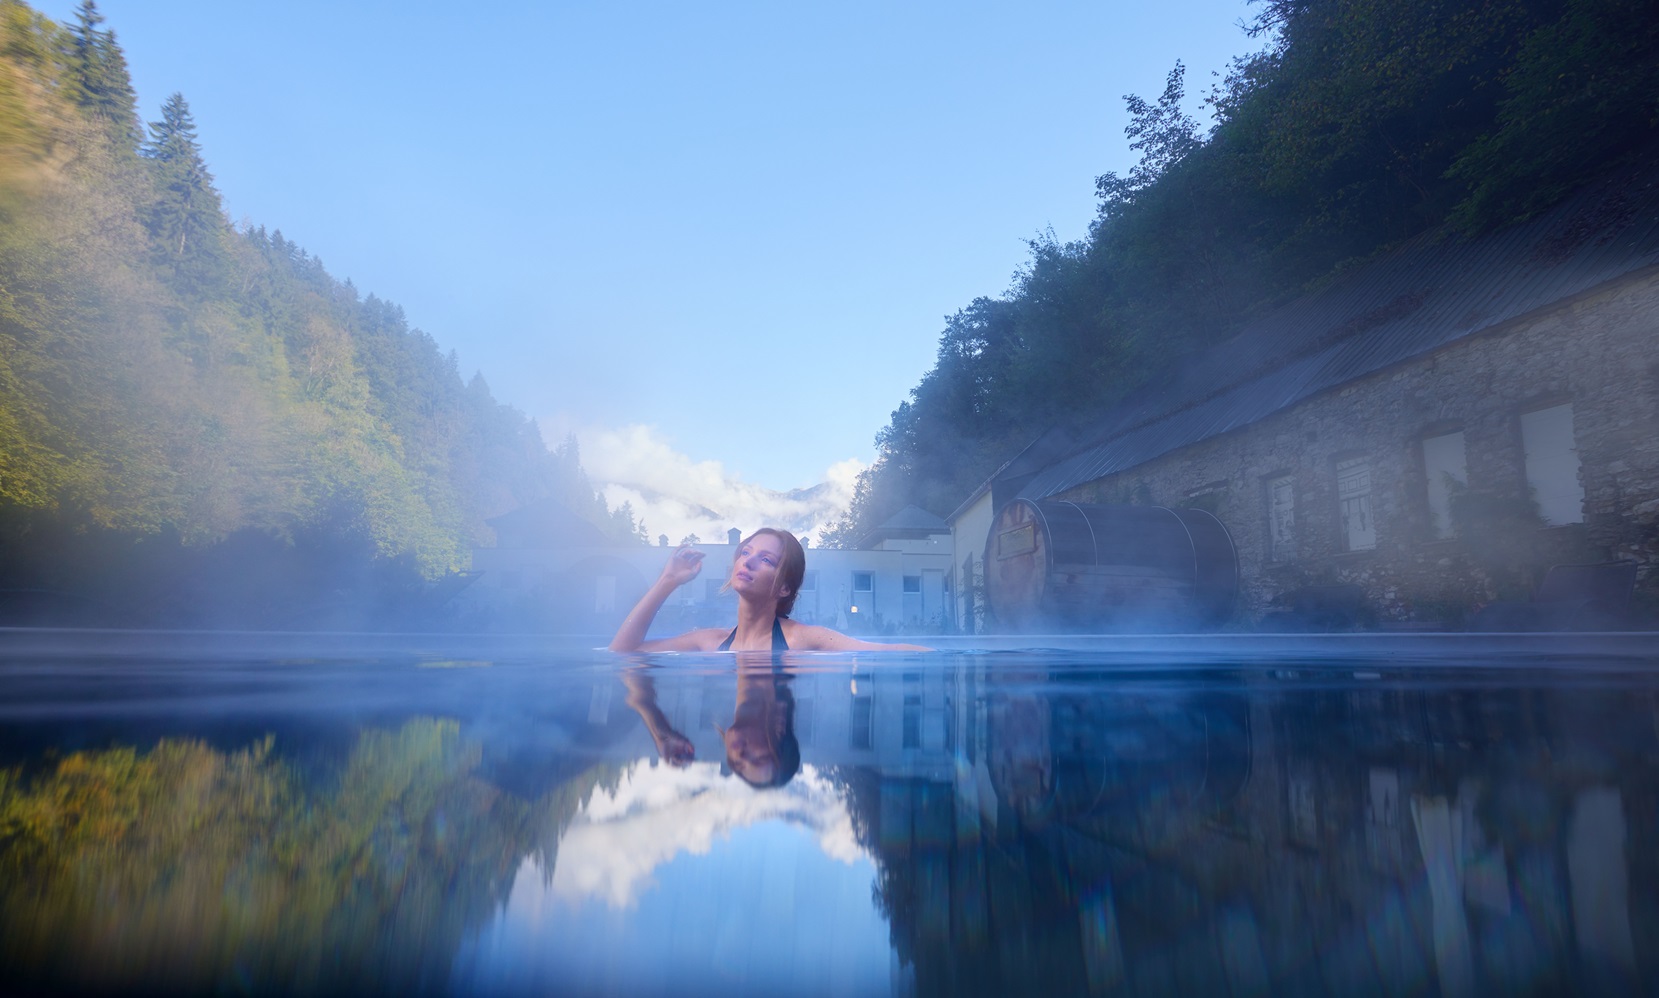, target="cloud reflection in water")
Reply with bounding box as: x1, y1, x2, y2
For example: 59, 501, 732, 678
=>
454, 759, 895, 995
